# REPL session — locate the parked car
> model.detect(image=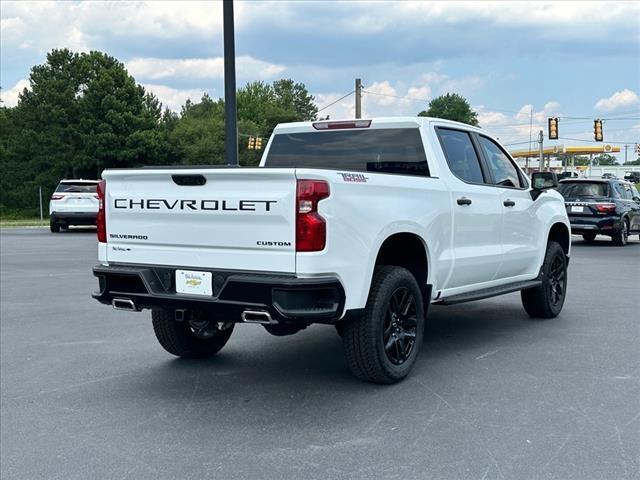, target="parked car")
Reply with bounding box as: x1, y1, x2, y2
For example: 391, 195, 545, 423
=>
49, 179, 99, 232
601, 173, 616, 179
91, 117, 571, 384
623, 171, 640, 183
557, 178, 640, 245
